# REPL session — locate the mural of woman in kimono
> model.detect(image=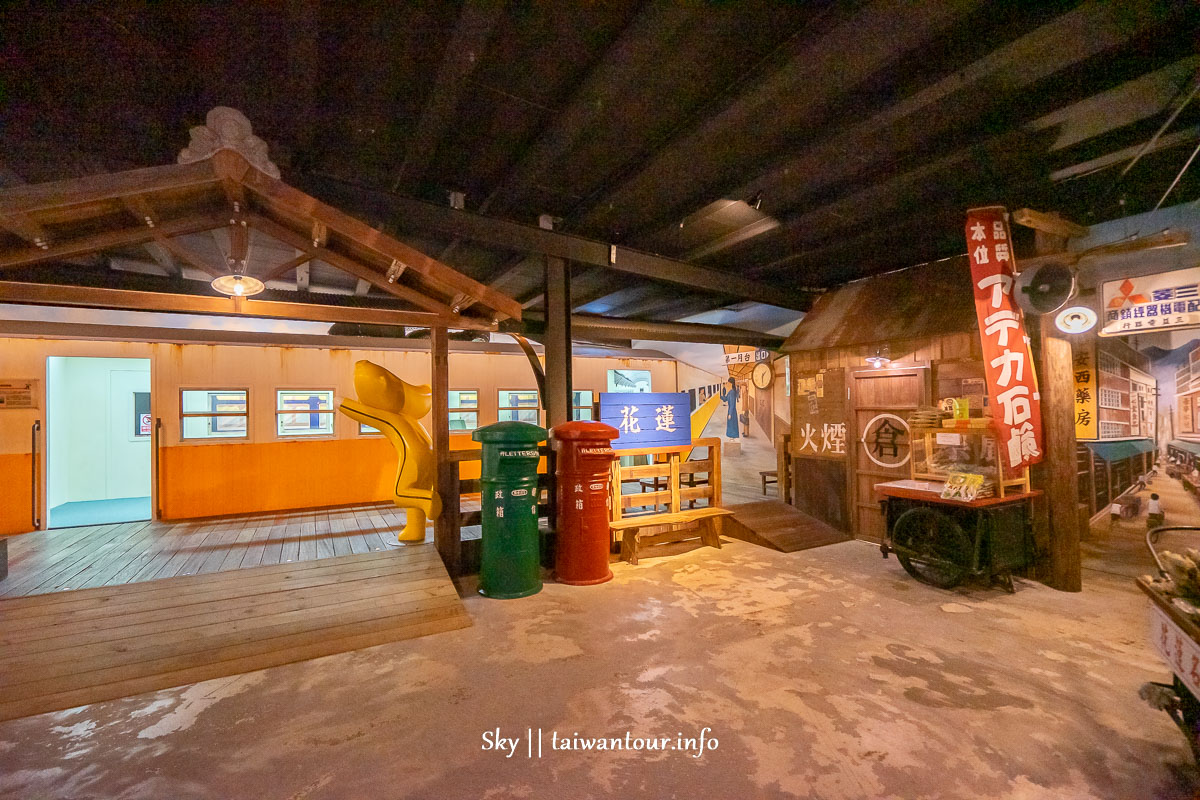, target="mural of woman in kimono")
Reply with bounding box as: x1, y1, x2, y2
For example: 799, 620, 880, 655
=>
720, 377, 740, 440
